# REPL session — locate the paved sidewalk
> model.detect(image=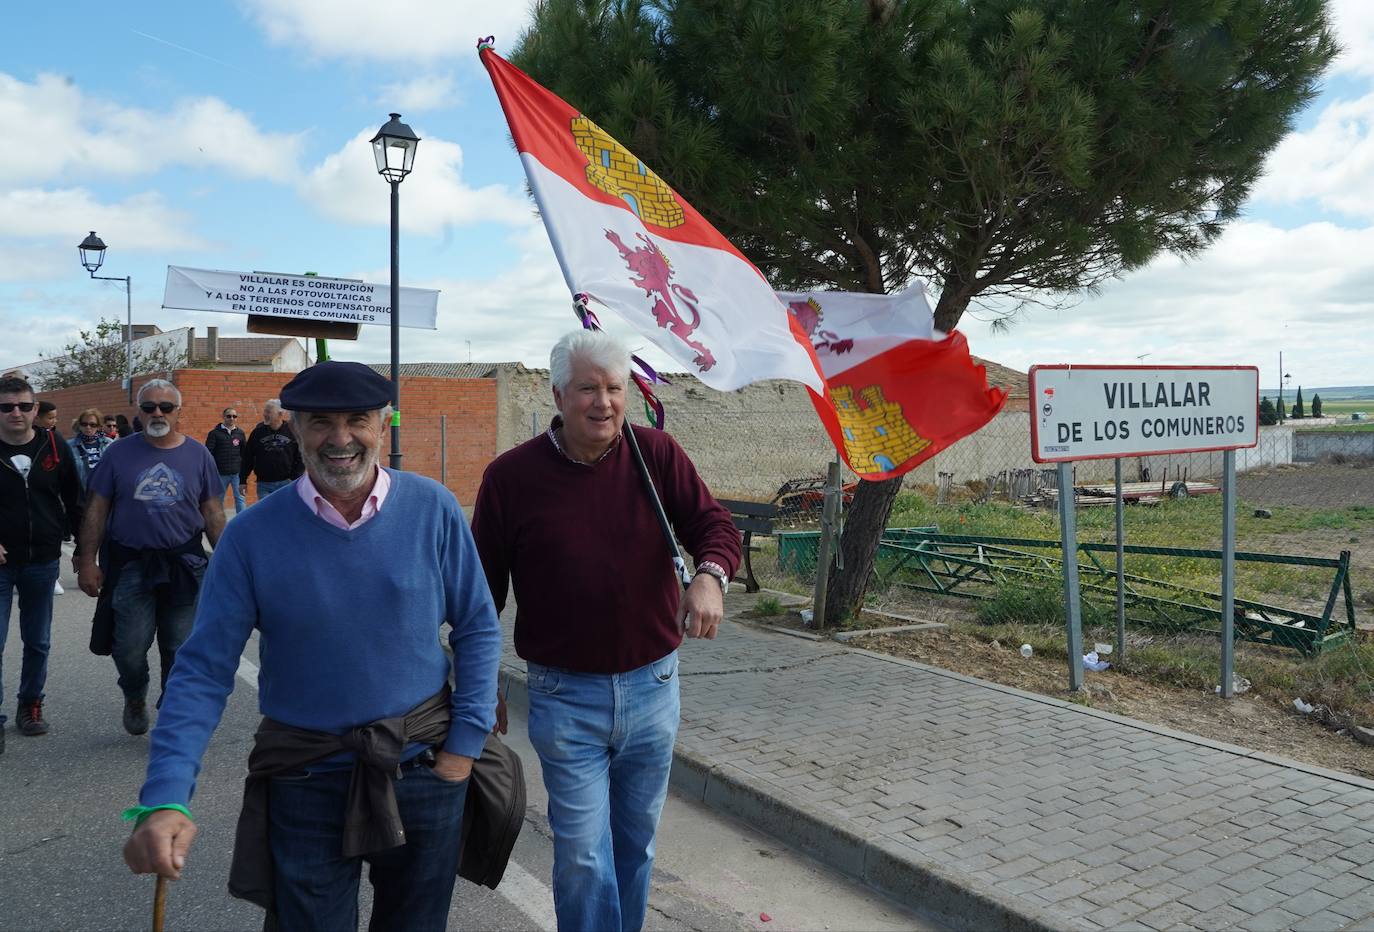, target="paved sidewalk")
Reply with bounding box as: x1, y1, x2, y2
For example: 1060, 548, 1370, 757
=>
500, 592, 1374, 932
